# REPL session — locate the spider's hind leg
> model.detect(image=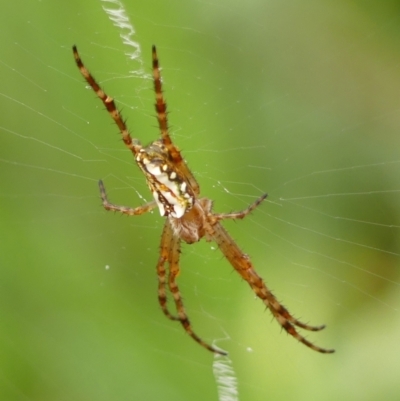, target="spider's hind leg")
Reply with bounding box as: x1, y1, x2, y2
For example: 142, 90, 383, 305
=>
151, 45, 200, 196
